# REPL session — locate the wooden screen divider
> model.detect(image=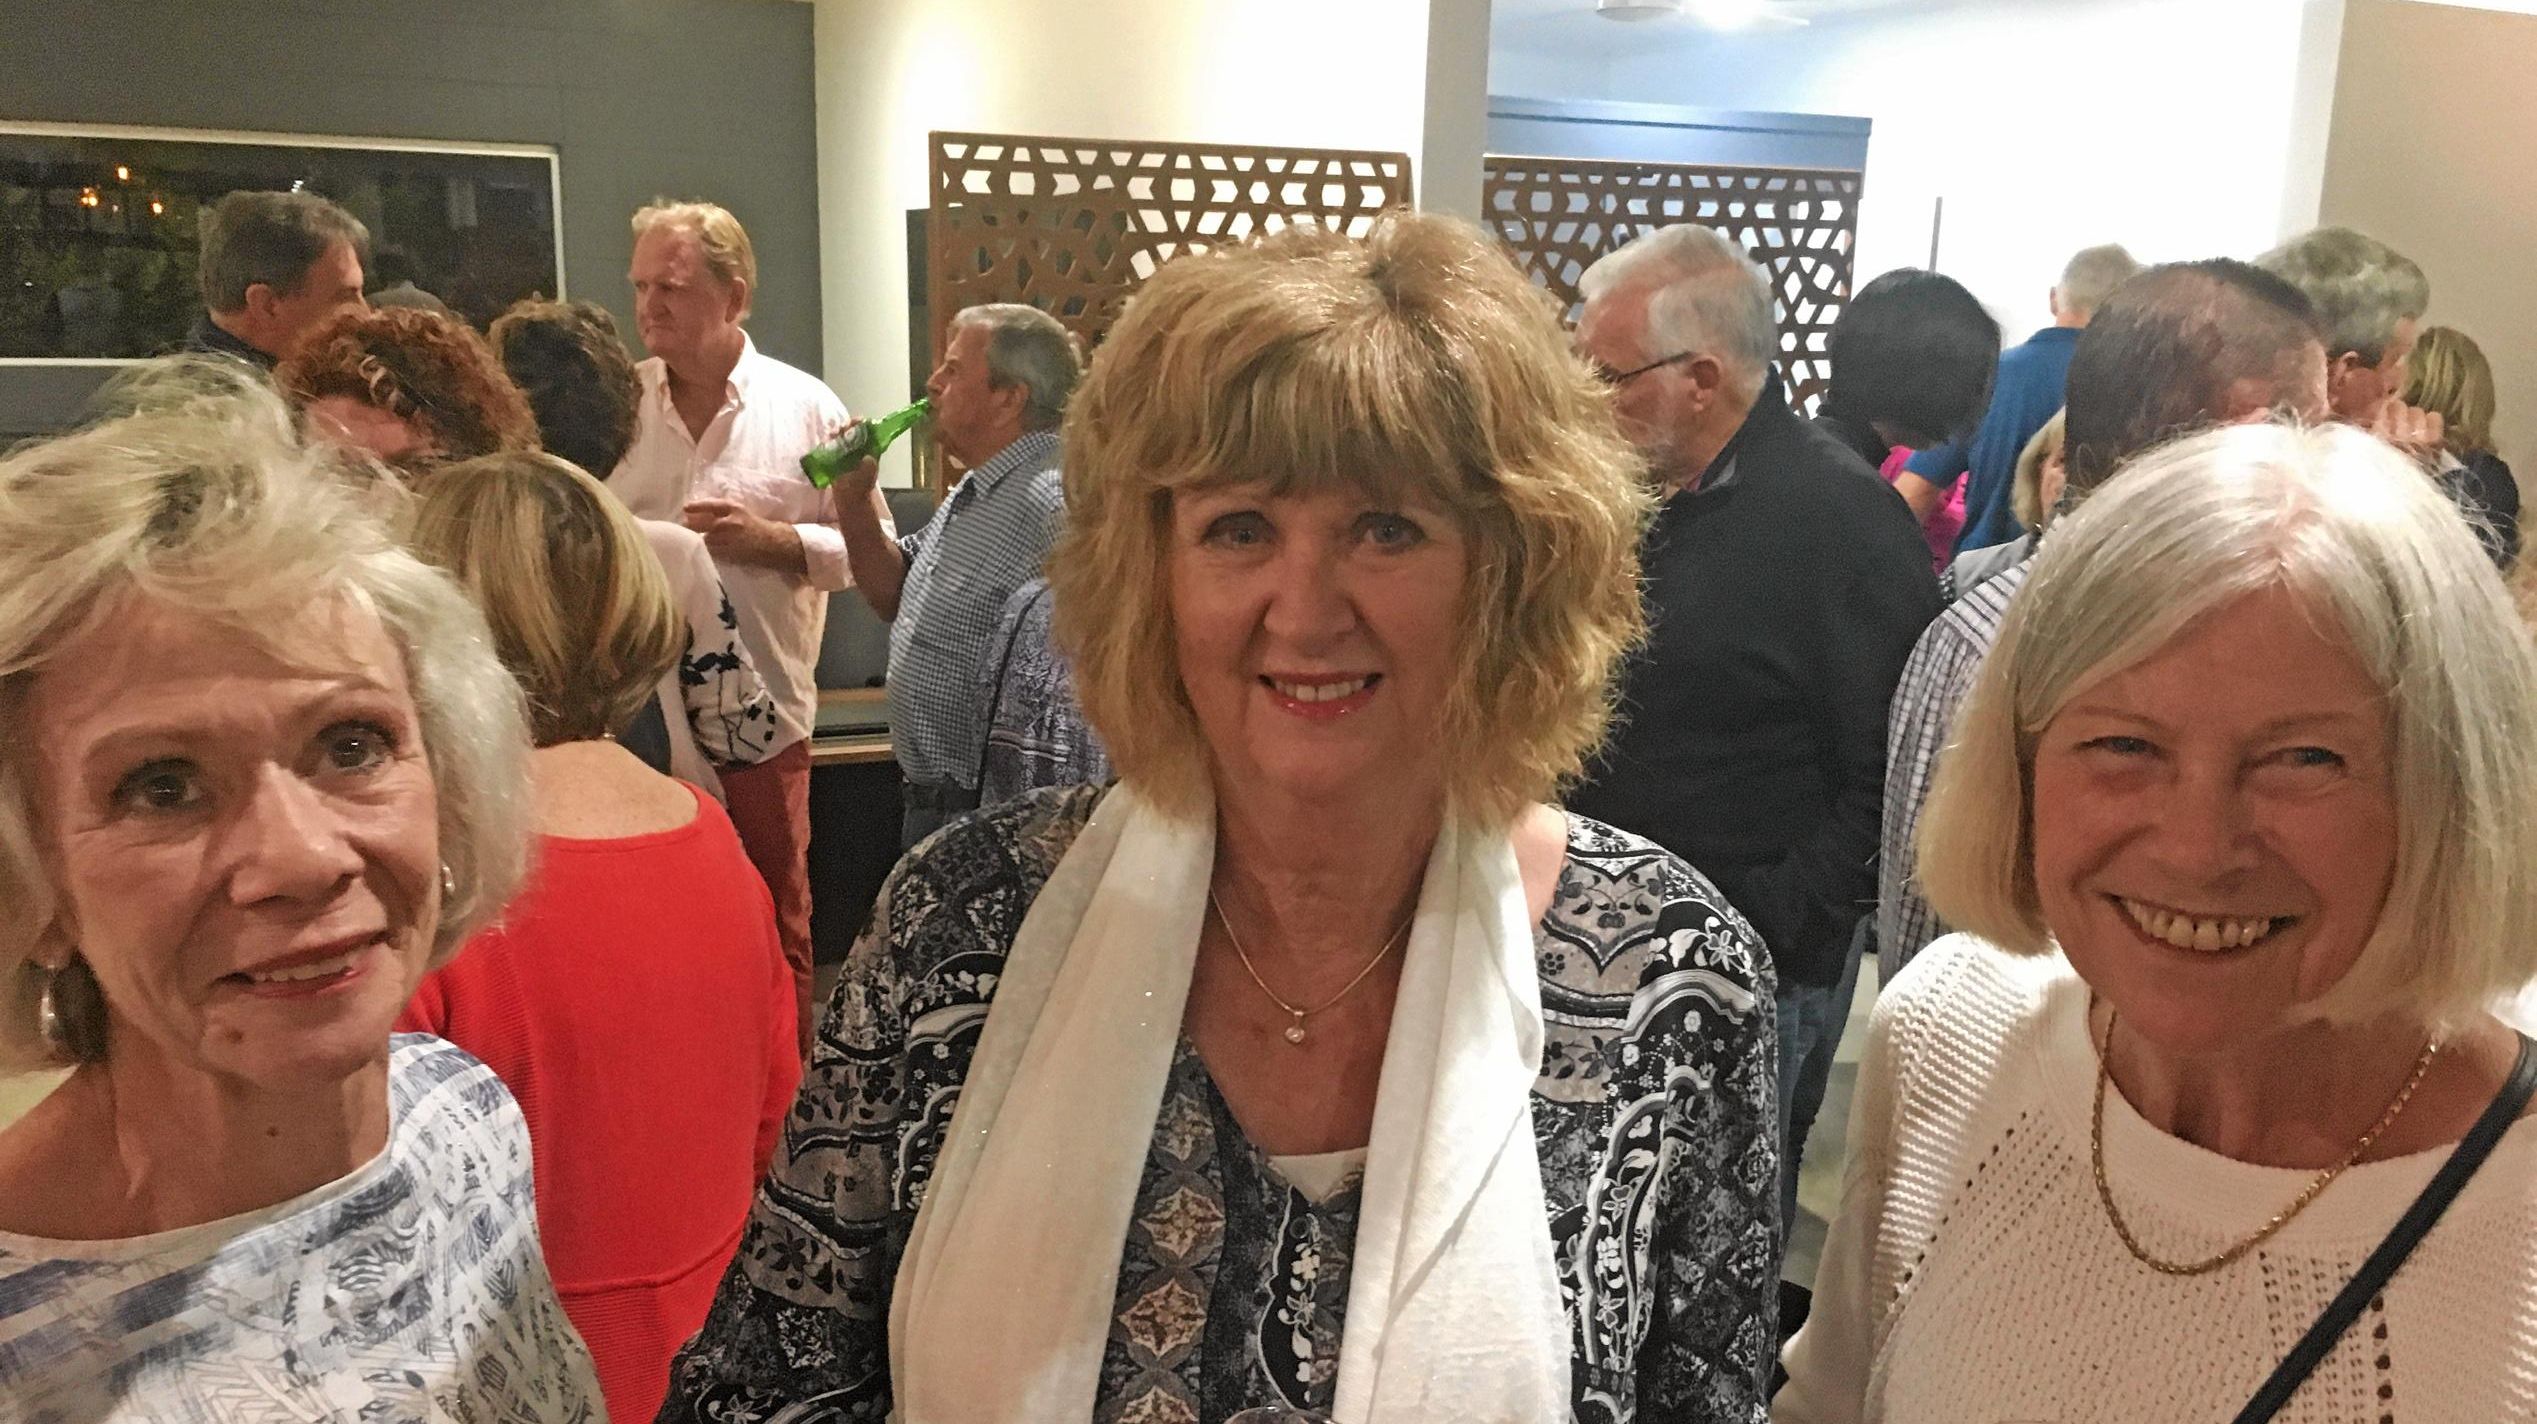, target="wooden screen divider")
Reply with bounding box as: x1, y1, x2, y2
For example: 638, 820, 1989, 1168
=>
918, 133, 1860, 489
1481, 154, 1864, 415
927, 133, 1412, 370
